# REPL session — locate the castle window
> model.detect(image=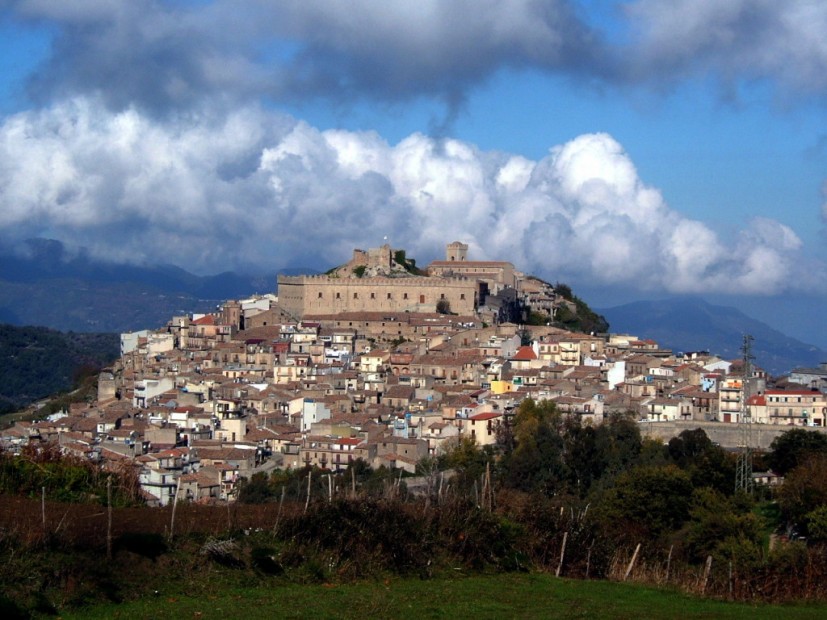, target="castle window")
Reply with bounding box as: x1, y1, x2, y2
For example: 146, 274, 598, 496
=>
420, 294, 425, 304
440, 293, 445, 299
460, 294, 465, 300
353, 292, 358, 299
336, 292, 341, 299
387, 293, 392, 299
403, 293, 408, 300
318, 292, 323, 298
371, 292, 375, 299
